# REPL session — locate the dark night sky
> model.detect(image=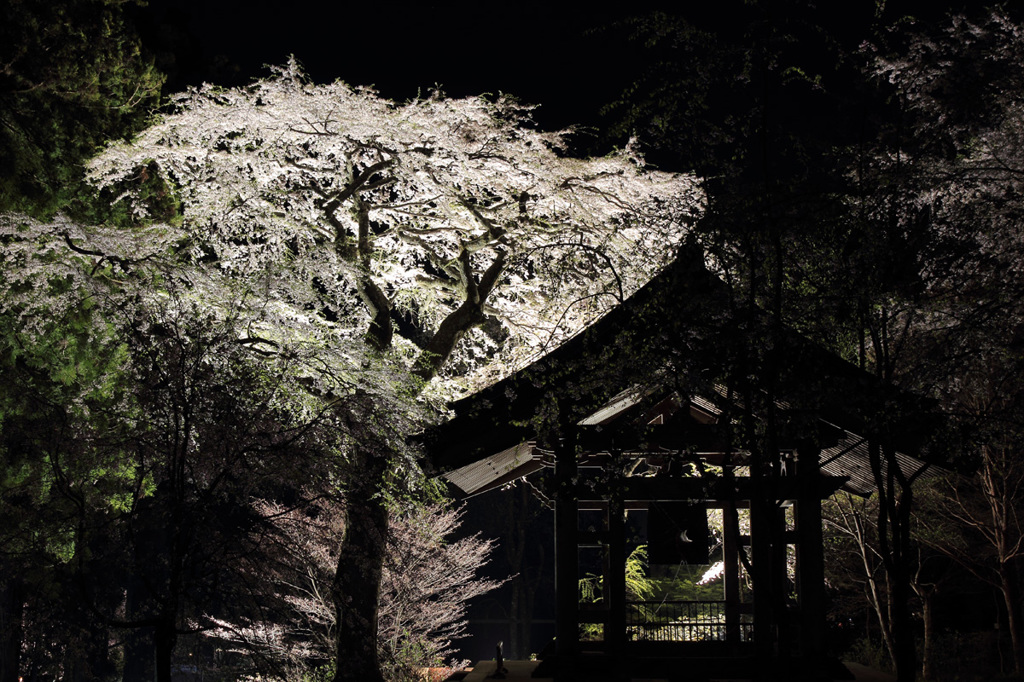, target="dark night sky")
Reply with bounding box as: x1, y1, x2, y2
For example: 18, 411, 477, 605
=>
133, 0, 982, 132
135, 1, 650, 128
